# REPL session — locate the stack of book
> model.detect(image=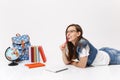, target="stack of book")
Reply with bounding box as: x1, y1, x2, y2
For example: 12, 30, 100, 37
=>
29, 46, 47, 63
